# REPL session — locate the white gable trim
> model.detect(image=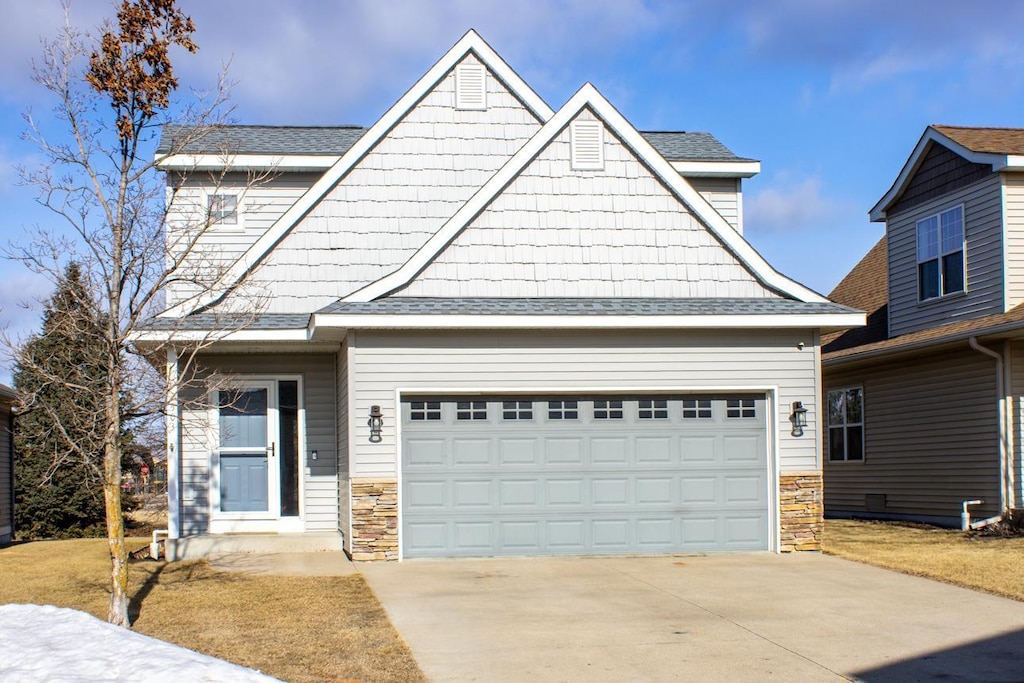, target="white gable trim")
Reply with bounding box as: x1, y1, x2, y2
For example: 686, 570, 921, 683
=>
346, 83, 828, 304
161, 30, 554, 318
158, 154, 340, 172
869, 126, 1024, 222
